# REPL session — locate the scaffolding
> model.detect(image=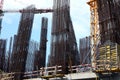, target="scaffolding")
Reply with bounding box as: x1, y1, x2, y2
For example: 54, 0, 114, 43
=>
48, 0, 79, 74
97, 0, 120, 45
0, 39, 6, 72
10, 5, 35, 80
34, 17, 48, 71
88, 0, 120, 73
96, 41, 120, 72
